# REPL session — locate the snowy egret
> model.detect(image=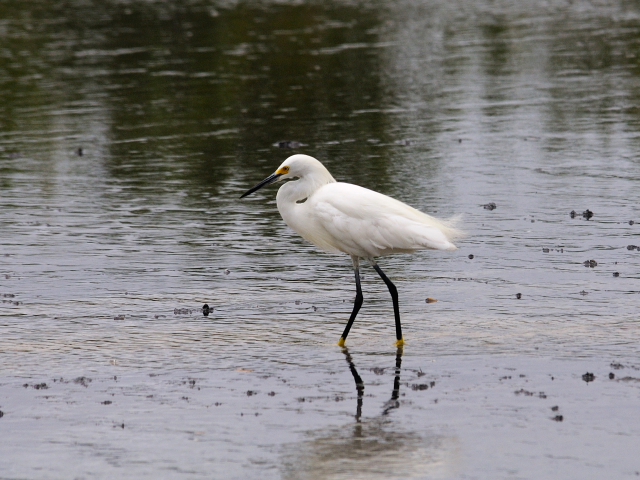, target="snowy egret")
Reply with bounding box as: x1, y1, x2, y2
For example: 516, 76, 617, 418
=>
241, 154, 461, 346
